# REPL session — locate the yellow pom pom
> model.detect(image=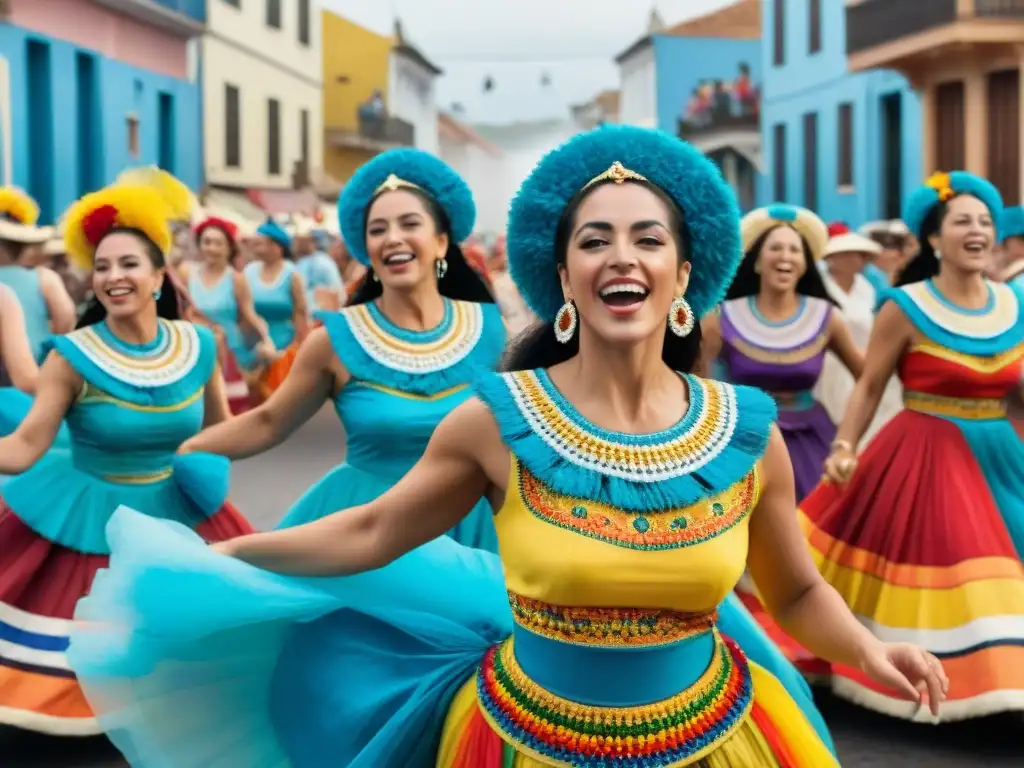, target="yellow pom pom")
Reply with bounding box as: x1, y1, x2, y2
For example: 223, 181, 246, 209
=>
925, 171, 954, 201
115, 166, 195, 221
0, 187, 40, 225
61, 184, 176, 270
